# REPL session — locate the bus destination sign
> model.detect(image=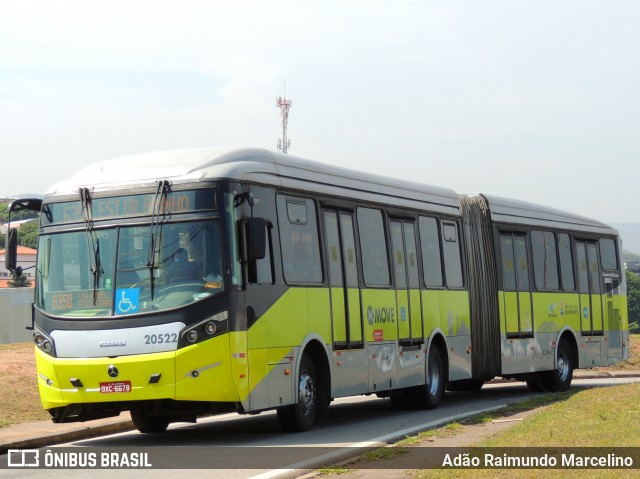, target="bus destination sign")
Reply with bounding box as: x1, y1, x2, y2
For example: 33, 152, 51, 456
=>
42, 189, 215, 225
47, 290, 113, 312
